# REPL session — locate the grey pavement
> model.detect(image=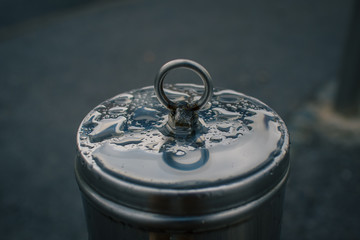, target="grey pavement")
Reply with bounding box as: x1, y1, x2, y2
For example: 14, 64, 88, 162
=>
0, 0, 359, 239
